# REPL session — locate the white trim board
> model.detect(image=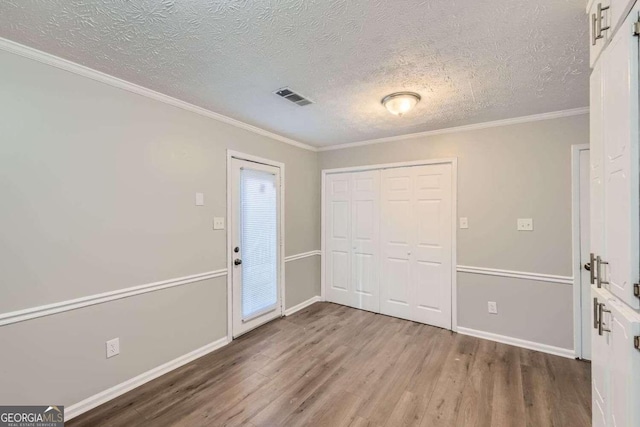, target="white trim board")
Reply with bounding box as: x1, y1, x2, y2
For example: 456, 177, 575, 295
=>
317, 107, 590, 152
0, 37, 315, 152
0, 269, 227, 327
571, 144, 591, 359
64, 336, 229, 421
284, 296, 322, 316
457, 327, 575, 359
284, 250, 321, 262
457, 265, 574, 285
